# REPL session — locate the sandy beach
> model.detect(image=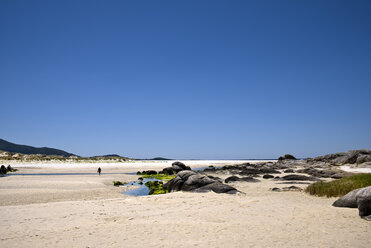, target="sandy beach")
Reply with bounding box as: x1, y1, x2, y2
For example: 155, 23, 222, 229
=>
0, 161, 370, 248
